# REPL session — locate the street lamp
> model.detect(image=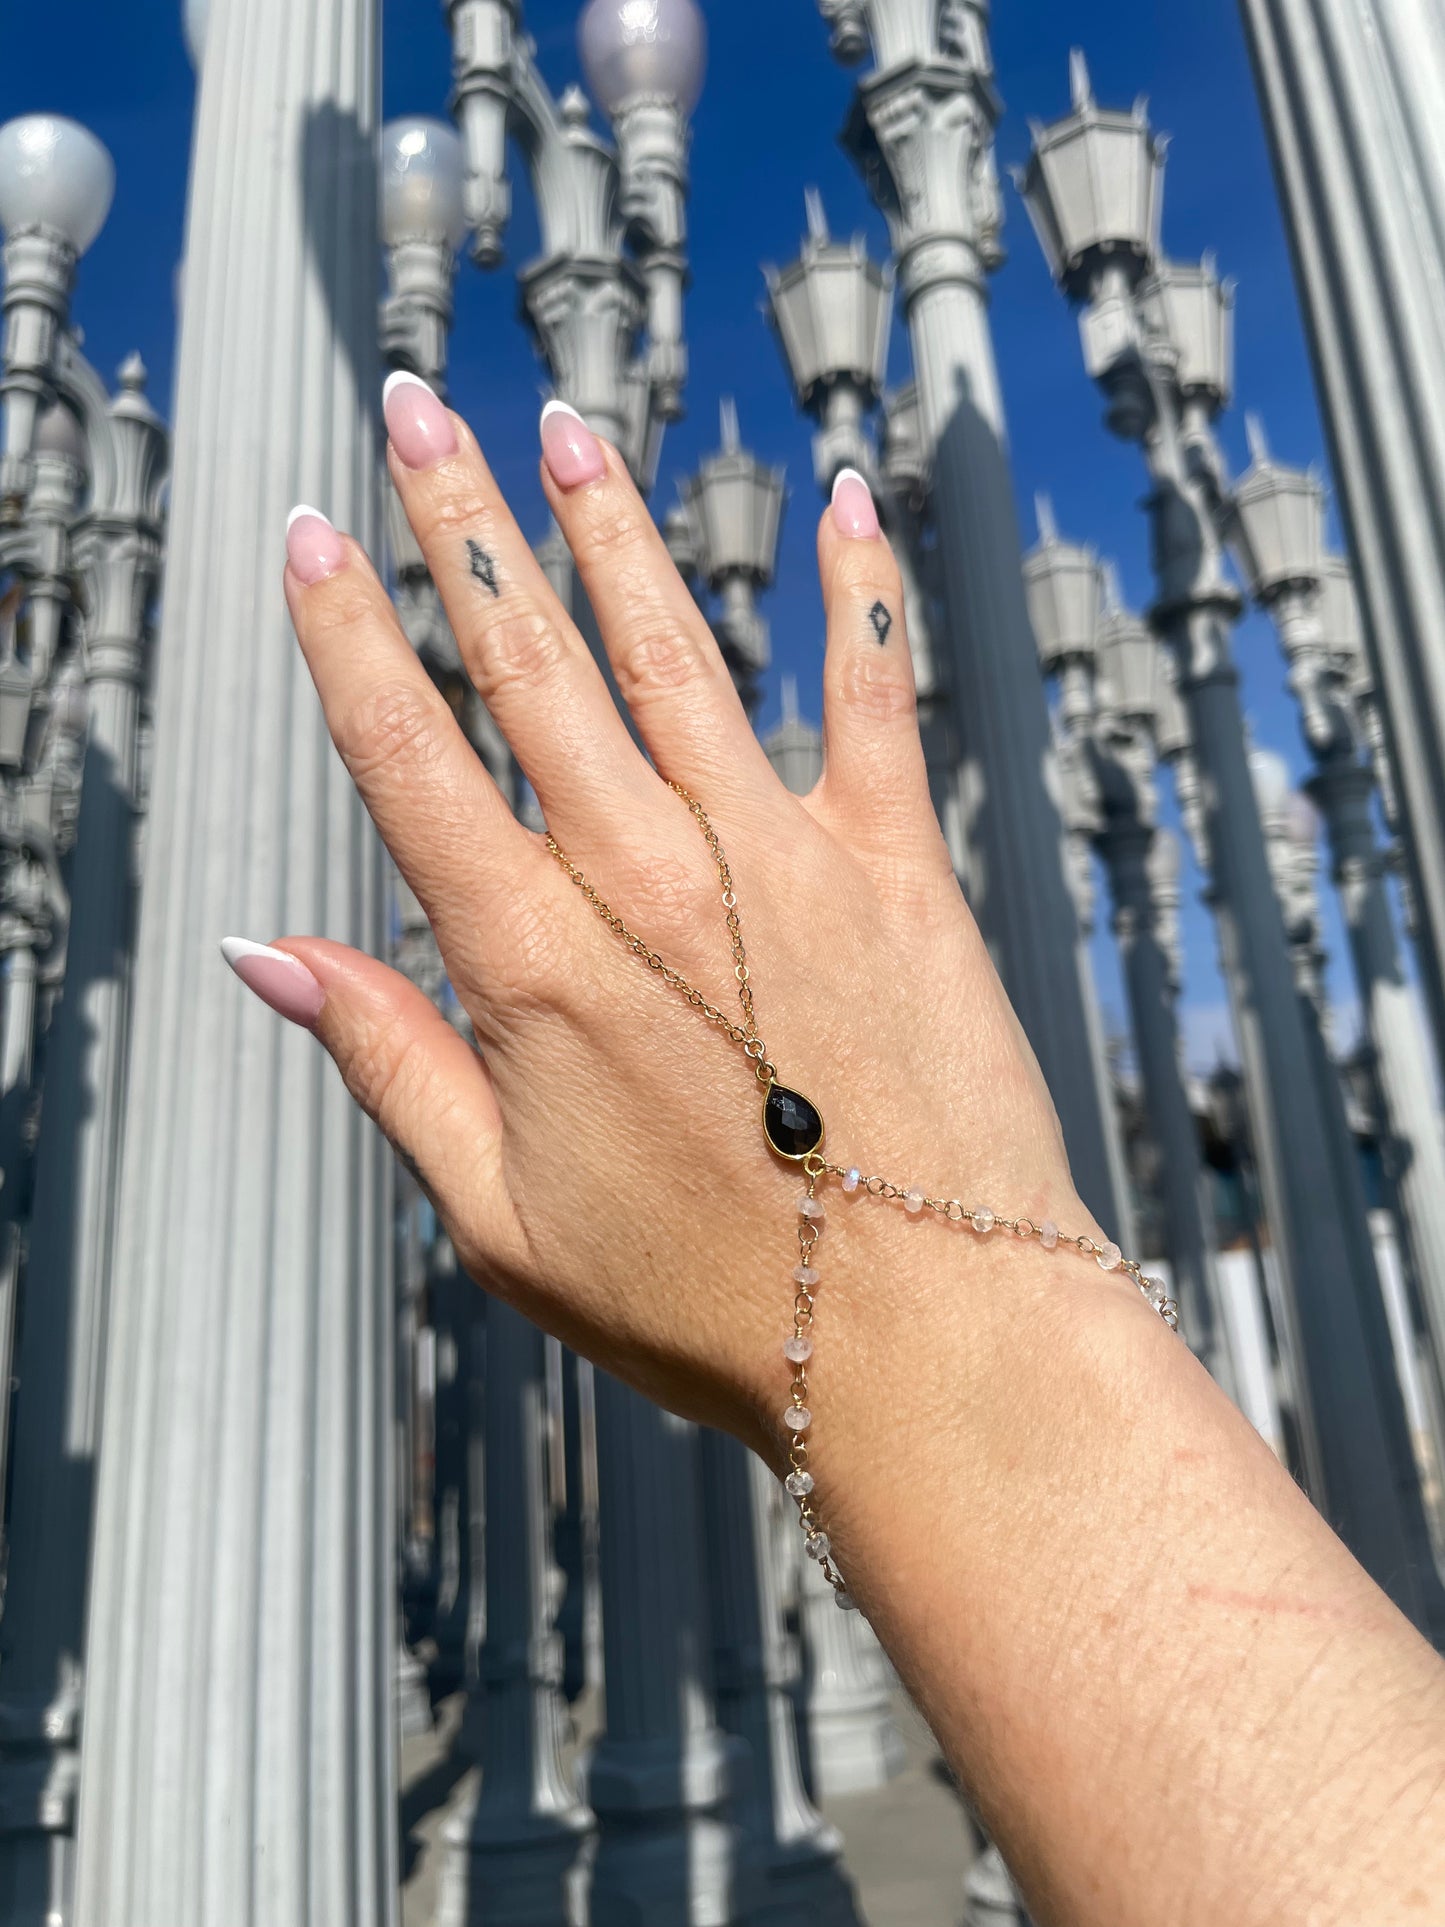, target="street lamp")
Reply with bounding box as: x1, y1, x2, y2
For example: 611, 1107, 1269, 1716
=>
381, 118, 468, 390
764, 191, 893, 491
0, 115, 114, 504
1021, 56, 1445, 1639
677, 397, 785, 711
